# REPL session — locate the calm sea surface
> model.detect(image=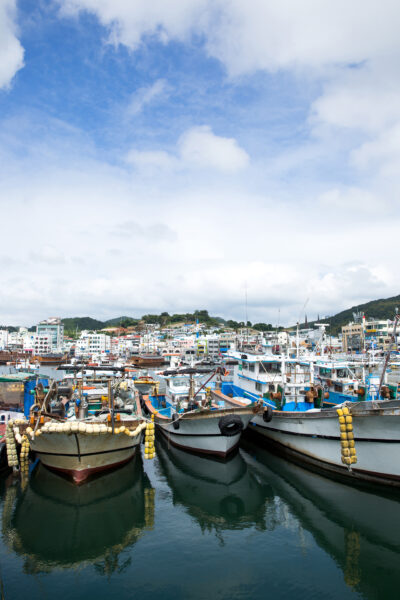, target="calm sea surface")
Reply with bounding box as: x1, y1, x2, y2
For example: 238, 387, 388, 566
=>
1, 433, 399, 600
